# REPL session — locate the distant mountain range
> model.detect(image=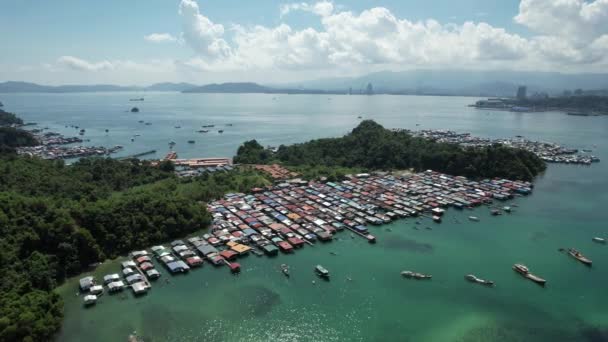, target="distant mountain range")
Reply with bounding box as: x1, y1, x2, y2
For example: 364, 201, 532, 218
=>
273, 70, 608, 97
2, 70, 608, 96
0, 81, 197, 93
182, 82, 336, 94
